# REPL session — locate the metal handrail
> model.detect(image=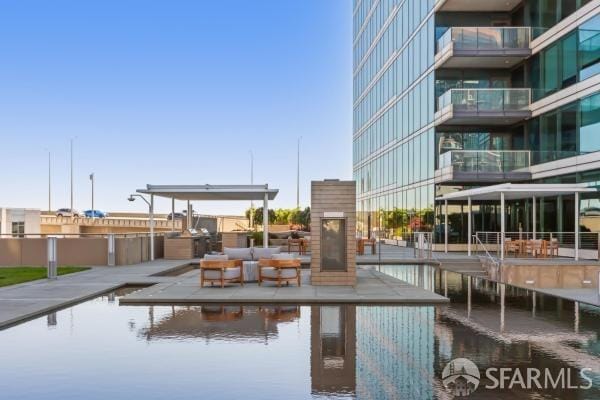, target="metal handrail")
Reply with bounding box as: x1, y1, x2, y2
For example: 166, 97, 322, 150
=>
472, 234, 499, 268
